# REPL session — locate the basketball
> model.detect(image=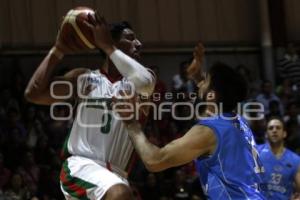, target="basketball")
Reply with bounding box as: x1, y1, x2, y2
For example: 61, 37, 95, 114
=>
59, 7, 96, 50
